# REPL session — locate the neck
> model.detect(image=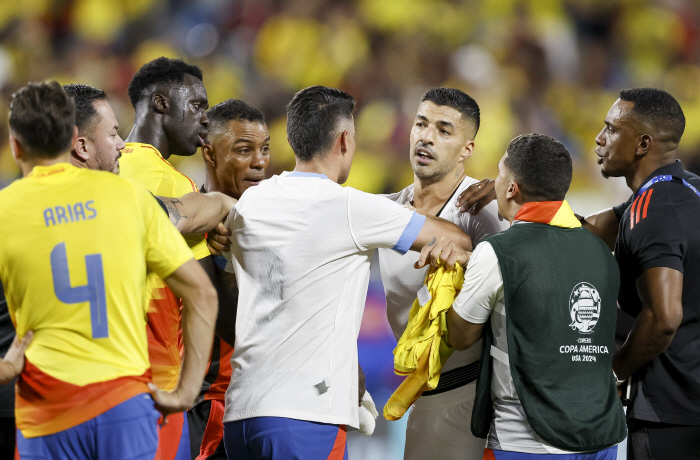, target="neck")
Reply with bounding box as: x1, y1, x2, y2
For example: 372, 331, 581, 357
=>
412, 168, 467, 215
626, 154, 677, 194
125, 111, 171, 159
20, 151, 71, 177
294, 156, 341, 183
203, 169, 218, 194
